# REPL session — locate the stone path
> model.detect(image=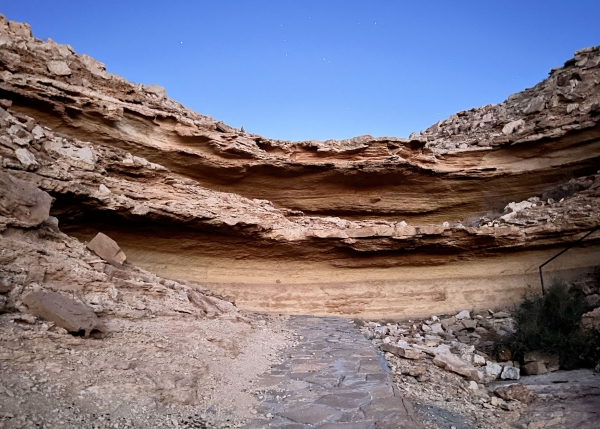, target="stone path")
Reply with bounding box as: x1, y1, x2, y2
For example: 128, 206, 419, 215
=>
243, 316, 423, 429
